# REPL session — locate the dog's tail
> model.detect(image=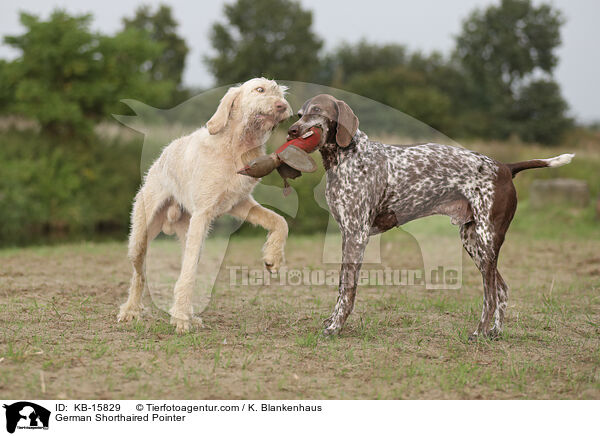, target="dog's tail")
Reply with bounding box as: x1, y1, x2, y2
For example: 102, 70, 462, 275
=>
506, 153, 575, 178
